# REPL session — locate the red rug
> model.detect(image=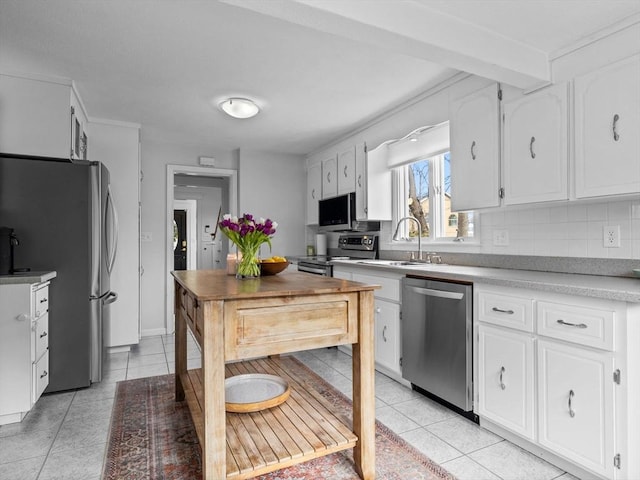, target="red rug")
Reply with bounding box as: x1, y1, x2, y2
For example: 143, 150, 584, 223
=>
103, 356, 456, 479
